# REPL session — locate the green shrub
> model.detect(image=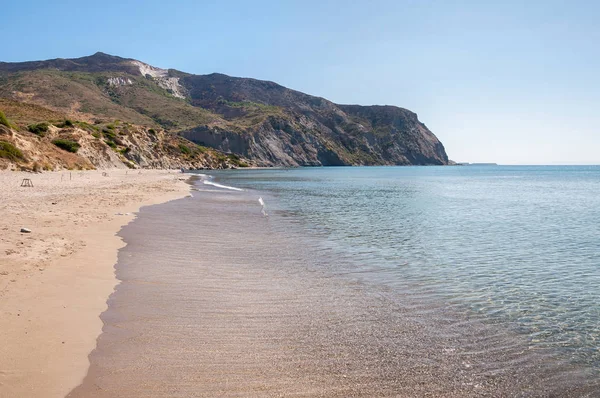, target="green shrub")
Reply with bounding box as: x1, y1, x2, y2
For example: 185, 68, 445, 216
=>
105, 140, 117, 149
178, 144, 191, 155
55, 119, 74, 128
119, 147, 131, 155
28, 122, 50, 136
0, 141, 24, 161
148, 128, 156, 135
102, 129, 117, 140
227, 153, 249, 167
0, 111, 12, 128
102, 128, 124, 146
215, 152, 227, 161
75, 121, 99, 132
52, 139, 80, 153
92, 132, 101, 139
